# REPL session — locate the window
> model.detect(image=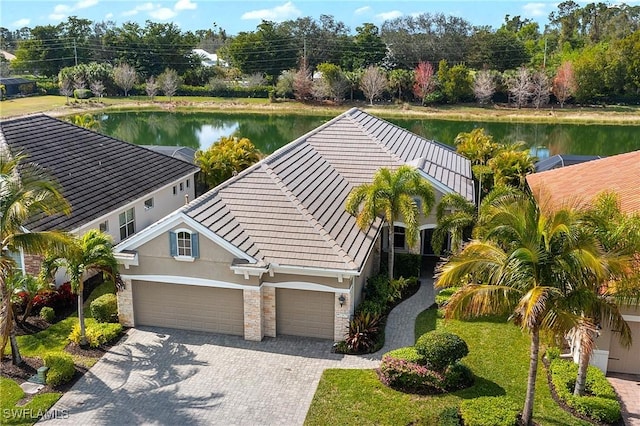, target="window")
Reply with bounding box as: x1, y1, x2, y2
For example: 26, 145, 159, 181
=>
173, 186, 177, 195
393, 226, 406, 249
186, 179, 190, 189
144, 198, 154, 210
99, 221, 109, 232
179, 182, 184, 192
169, 230, 199, 260
119, 208, 135, 240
